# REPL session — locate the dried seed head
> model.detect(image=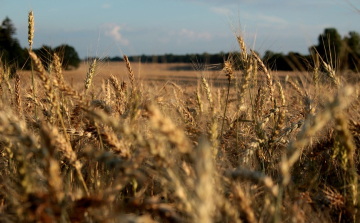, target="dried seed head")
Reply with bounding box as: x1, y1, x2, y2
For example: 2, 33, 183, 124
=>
85, 58, 97, 91
322, 60, 339, 87
201, 76, 213, 109
15, 73, 21, 116
123, 55, 135, 89
276, 81, 286, 106
28, 10, 34, 50
252, 57, 258, 89
146, 104, 191, 153
236, 34, 247, 61
238, 62, 252, 108
53, 53, 63, 82
223, 60, 234, 81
